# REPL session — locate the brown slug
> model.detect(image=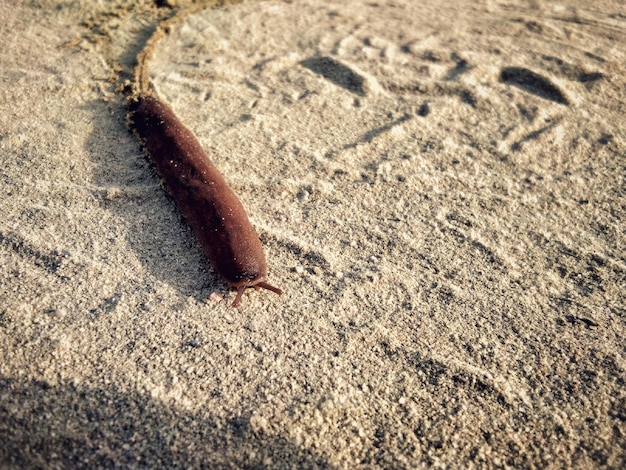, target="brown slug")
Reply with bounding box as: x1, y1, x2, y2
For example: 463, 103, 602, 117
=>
129, 95, 281, 307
